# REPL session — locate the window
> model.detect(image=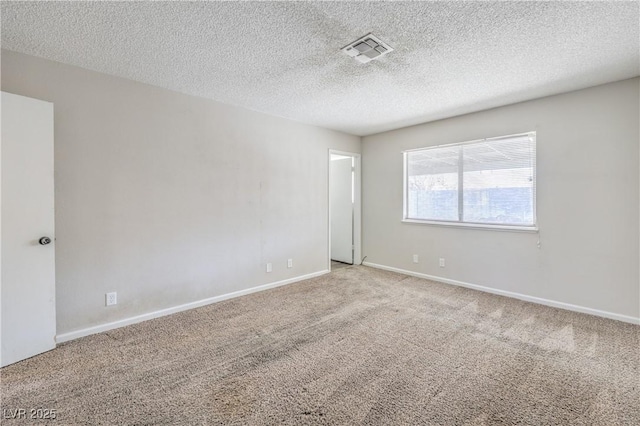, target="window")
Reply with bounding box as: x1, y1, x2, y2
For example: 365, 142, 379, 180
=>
403, 132, 536, 230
